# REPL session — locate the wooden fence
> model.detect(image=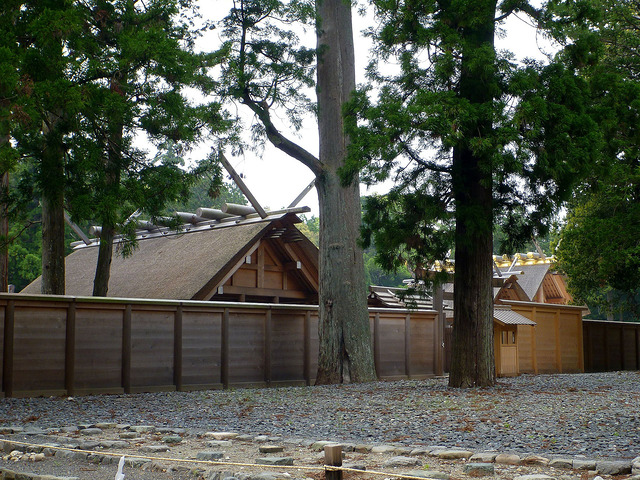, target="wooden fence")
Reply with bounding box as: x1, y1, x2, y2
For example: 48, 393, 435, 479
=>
502, 300, 586, 374
583, 319, 640, 372
0, 294, 442, 398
